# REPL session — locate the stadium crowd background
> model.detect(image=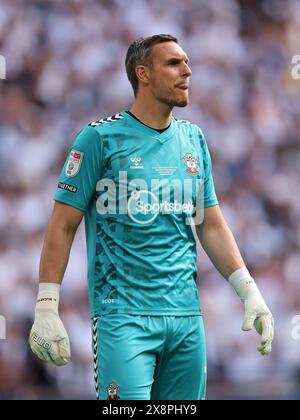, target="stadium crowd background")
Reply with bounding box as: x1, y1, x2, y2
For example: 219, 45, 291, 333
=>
0, 0, 300, 400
